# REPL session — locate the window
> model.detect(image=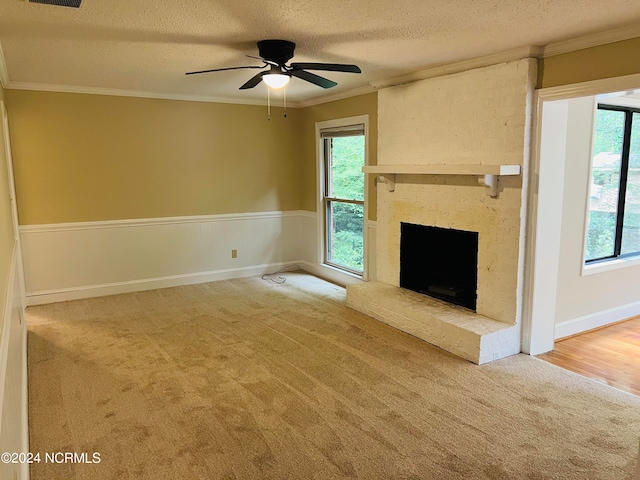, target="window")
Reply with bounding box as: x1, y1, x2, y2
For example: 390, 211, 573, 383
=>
585, 104, 640, 263
321, 124, 366, 275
